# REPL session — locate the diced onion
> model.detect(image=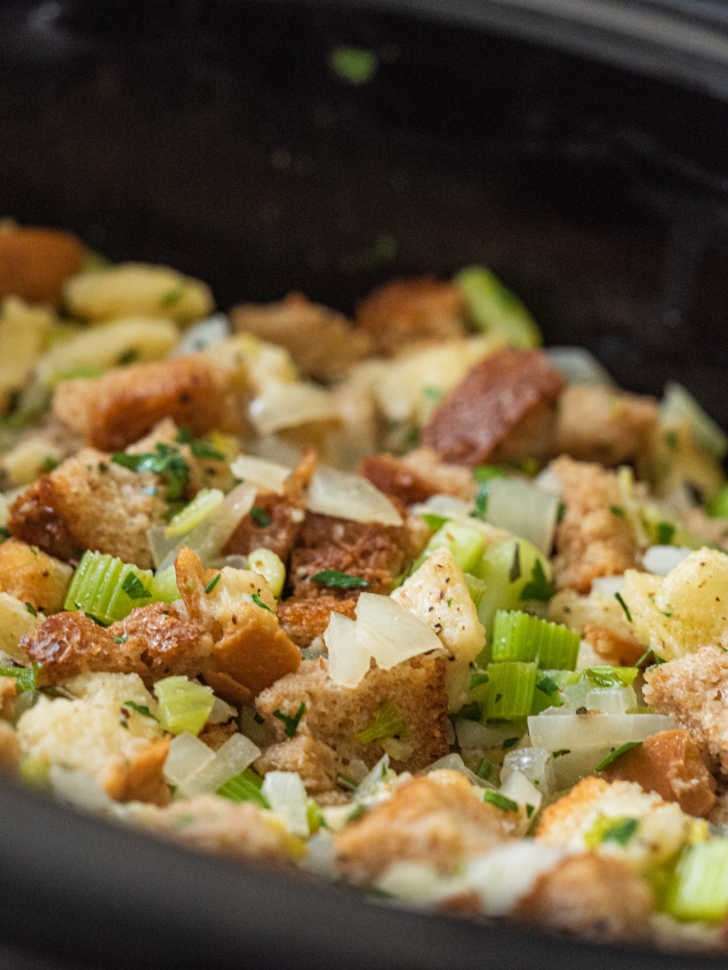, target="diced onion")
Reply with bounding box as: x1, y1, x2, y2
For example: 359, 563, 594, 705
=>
49, 766, 114, 813
156, 482, 256, 571
229, 454, 290, 494
547, 347, 614, 386
163, 733, 214, 787
307, 466, 403, 526
423, 753, 492, 789
455, 718, 522, 752
499, 769, 542, 818
591, 575, 625, 597
325, 612, 370, 688
377, 862, 450, 903
261, 771, 309, 837
528, 711, 674, 751
501, 747, 554, 796
249, 381, 335, 434
411, 494, 473, 520
551, 747, 612, 790
301, 830, 337, 878
207, 696, 238, 725
484, 478, 559, 556
355, 593, 442, 669
180, 733, 260, 797
643, 545, 692, 576
355, 753, 392, 798
585, 686, 637, 714
463, 843, 566, 916
172, 313, 229, 355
